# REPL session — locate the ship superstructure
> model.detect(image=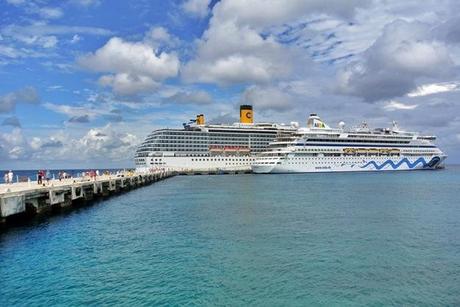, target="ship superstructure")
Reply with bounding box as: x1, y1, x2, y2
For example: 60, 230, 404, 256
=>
135, 105, 297, 172
252, 114, 446, 173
